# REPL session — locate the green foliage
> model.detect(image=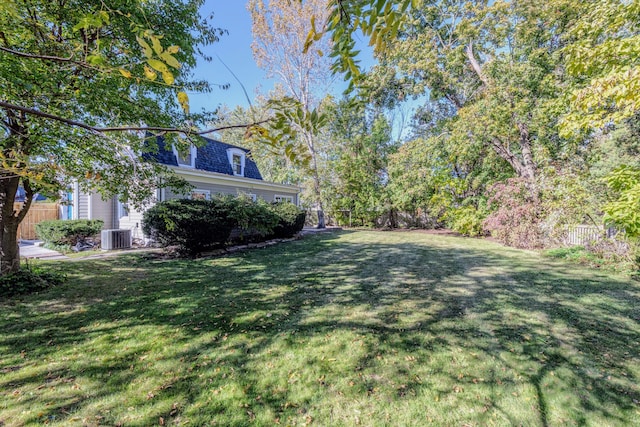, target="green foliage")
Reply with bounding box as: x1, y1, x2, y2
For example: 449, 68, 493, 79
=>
268, 202, 306, 238
0, 265, 65, 297
229, 196, 280, 242
0, 0, 226, 274
0, 0, 224, 204
142, 198, 237, 256
545, 240, 637, 274
310, 0, 640, 251
143, 196, 306, 255
443, 205, 486, 237
603, 165, 640, 238
325, 99, 395, 227
35, 219, 103, 246
560, 0, 640, 135
387, 134, 502, 232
